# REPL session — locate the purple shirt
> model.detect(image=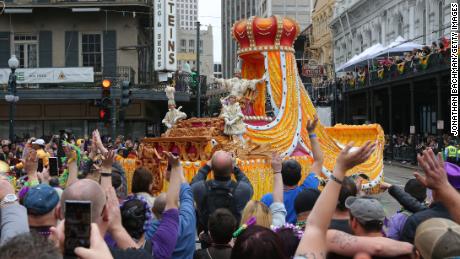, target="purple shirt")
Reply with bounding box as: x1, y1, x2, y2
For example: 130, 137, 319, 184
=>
386, 211, 411, 240
152, 208, 180, 259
